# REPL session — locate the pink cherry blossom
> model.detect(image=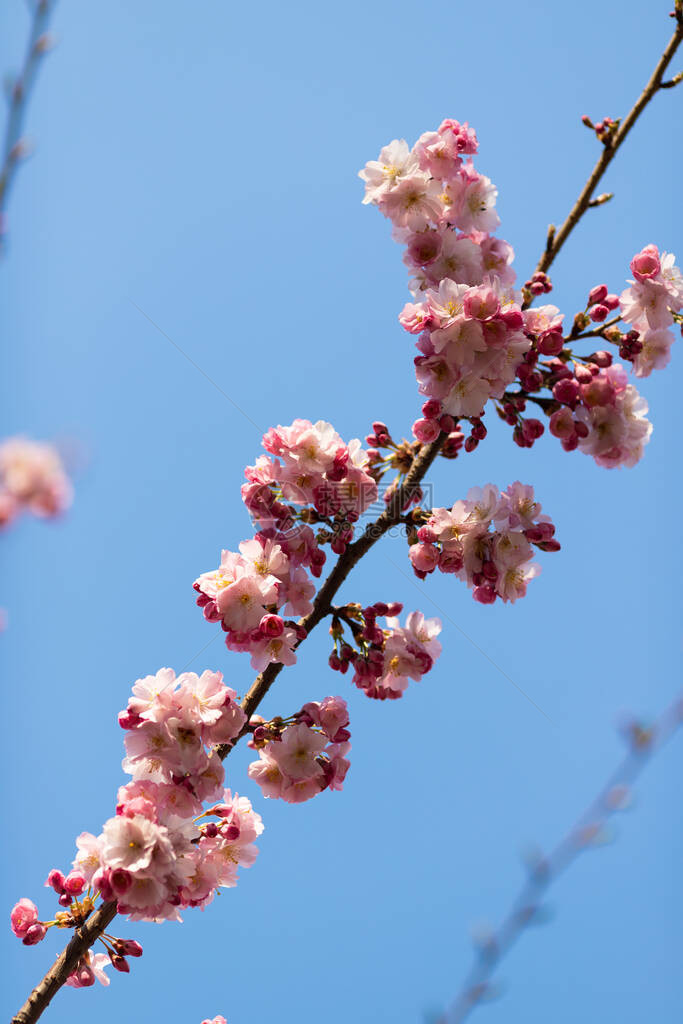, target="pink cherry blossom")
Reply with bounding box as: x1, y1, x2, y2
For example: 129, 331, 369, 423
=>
411, 484, 558, 604
0, 437, 72, 523
378, 175, 445, 230
11, 898, 39, 939
631, 328, 674, 377
359, 139, 420, 205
